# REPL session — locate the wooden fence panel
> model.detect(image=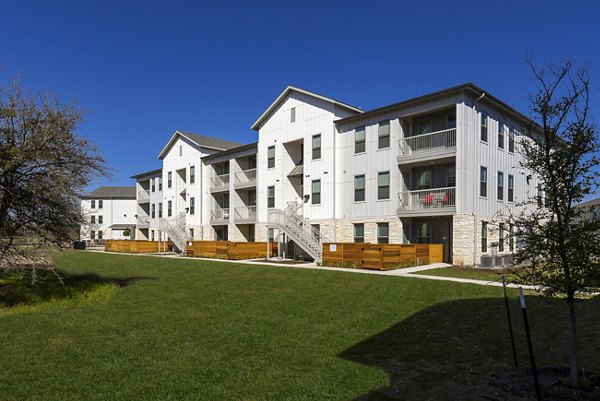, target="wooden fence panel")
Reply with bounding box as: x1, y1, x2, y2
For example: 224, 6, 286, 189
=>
104, 240, 172, 254
322, 243, 444, 270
